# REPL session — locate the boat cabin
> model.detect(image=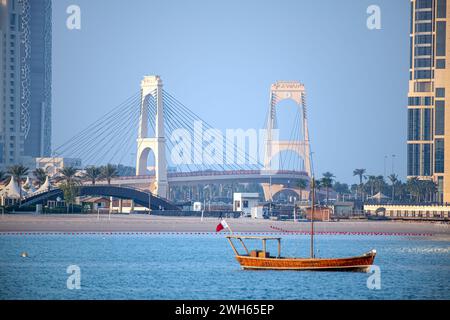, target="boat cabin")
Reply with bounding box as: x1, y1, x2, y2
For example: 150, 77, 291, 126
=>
226, 235, 282, 258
